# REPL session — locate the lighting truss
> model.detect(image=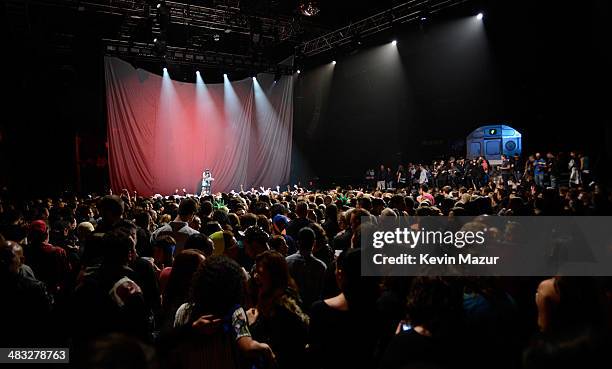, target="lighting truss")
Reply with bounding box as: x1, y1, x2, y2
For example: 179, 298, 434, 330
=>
103, 38, 295, 75
26, 1, 320, 73
297, 0, 471, 57
53, 0, 312, 43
